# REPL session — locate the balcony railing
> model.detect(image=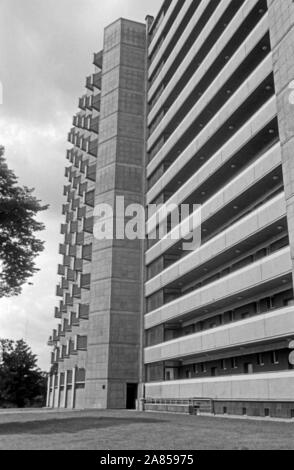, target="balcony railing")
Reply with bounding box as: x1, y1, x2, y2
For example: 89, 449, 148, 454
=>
86, 164, 96, 182
78, 303, 90, 320
80, 273, 91, 290
84, 190, 95, 208
93, 51, 103, 69
92, 94, 101, 112
86, 75, 94, 91
92, 72, 102, 90
90, 116, 99, 134
82, 244, 92, 262
88, 139, 98, 157
83, 216, 94, 234
54, 307, 62, 319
